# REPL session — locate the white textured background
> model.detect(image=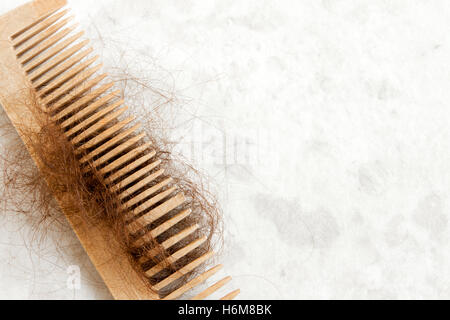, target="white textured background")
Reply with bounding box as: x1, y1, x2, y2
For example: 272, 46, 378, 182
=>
1, 0, 450, 299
